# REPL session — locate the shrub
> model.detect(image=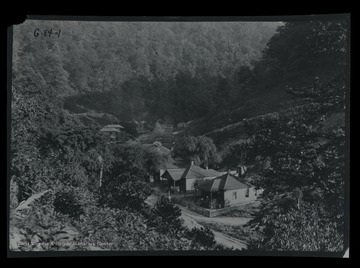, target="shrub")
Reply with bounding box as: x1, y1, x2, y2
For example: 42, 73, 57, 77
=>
53, 190, 84, 220
10, 191, 77, 251
186, 226, 216, 249
148, 196, 184, 235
